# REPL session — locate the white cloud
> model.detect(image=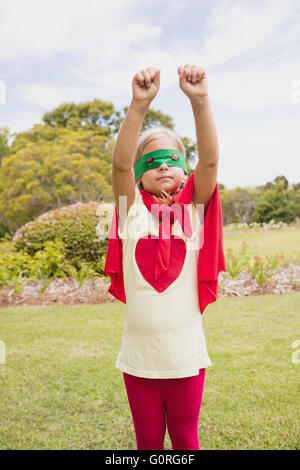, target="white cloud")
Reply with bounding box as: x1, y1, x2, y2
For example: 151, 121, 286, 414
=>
218, 117, 300, 188
209, 58, 300, 110
14, 83, 92, 109
0, 112, 43, 136
199, 0, 300, 110
3, 0, 299, 109
200, 0, 296, 66
15, 84, 67, 109
0, 0, 154, 61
